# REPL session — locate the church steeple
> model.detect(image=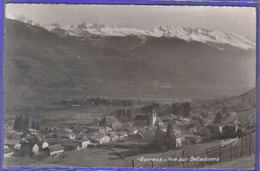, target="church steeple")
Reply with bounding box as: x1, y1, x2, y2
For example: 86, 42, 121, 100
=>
150, 109, 157, 126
